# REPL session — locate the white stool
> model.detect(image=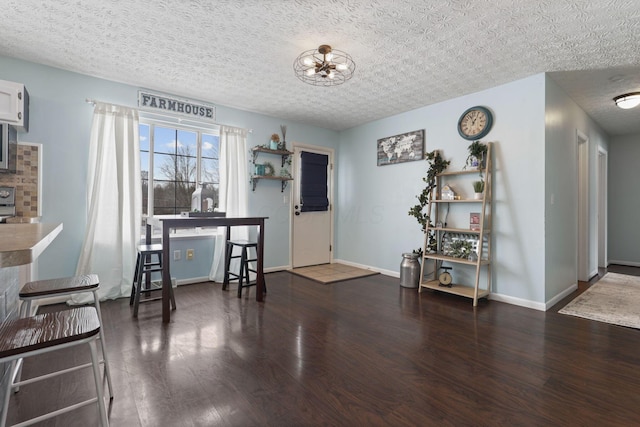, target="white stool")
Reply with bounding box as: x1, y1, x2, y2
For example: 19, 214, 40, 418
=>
0, 307, 109, 426
18, 274, 113, 398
